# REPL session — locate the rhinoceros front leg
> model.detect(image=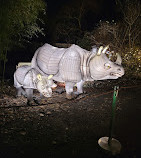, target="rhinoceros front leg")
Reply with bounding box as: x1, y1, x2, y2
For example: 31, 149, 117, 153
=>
75, 80, 85, 95
65, 82, 76, 99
